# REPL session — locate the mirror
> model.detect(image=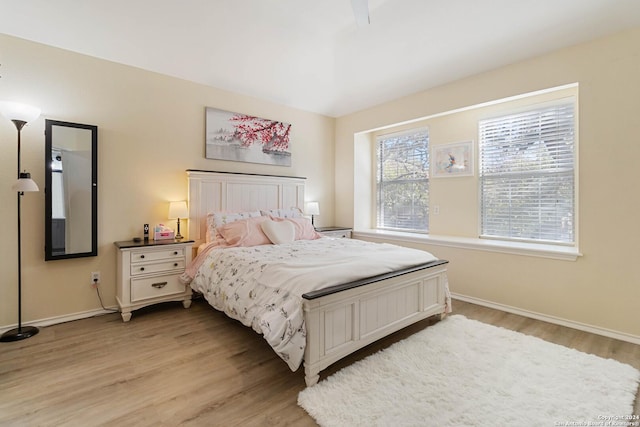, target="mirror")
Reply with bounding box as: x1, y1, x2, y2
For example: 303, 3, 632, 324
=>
45, 120, 98, 260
